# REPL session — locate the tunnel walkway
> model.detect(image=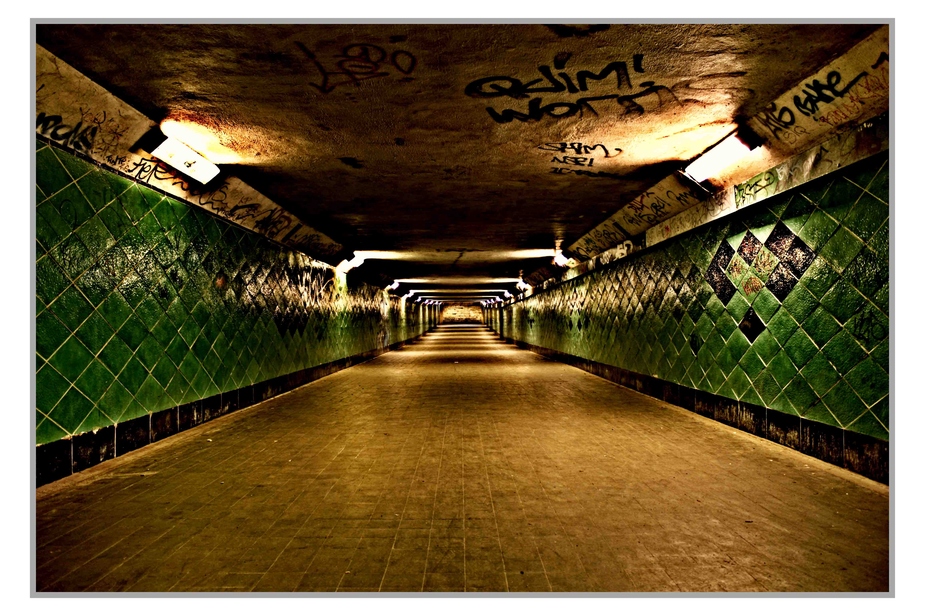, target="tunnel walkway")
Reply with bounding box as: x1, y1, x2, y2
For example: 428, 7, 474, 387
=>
35, 324, 889, 593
